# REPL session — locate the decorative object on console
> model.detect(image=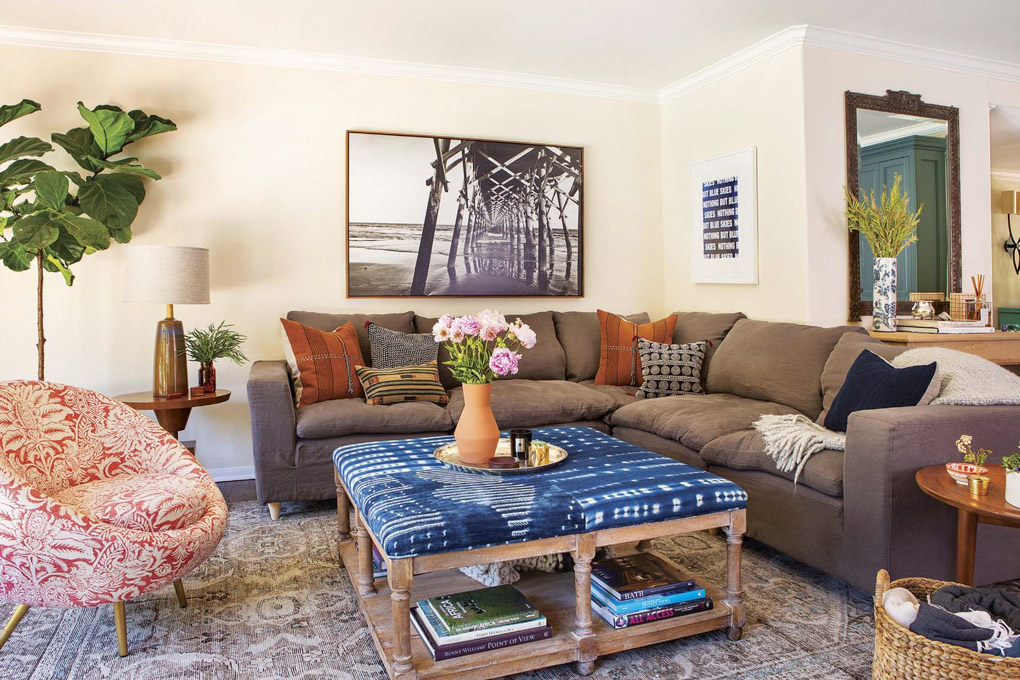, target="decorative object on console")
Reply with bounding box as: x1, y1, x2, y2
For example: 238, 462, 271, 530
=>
1002, 190, 1020, 275
355, 361, 448, 406
635, 338, 707, 398
845, 173, 923, 332
347, 131, 582, 298
281, 319, 365, 405
594, 310, 678, 387
432, 310, 537, 464
181, 321, 248, 393
1004, 450, 1020, 508
950, 292, 977, 320
0, 100, 176, 380
911, 300, 936, 320
366, 321, 437, 368
823, 350, 939, 432
965, 275, 990, 326
689, 146, 758, 284
125, 246, 210, 398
